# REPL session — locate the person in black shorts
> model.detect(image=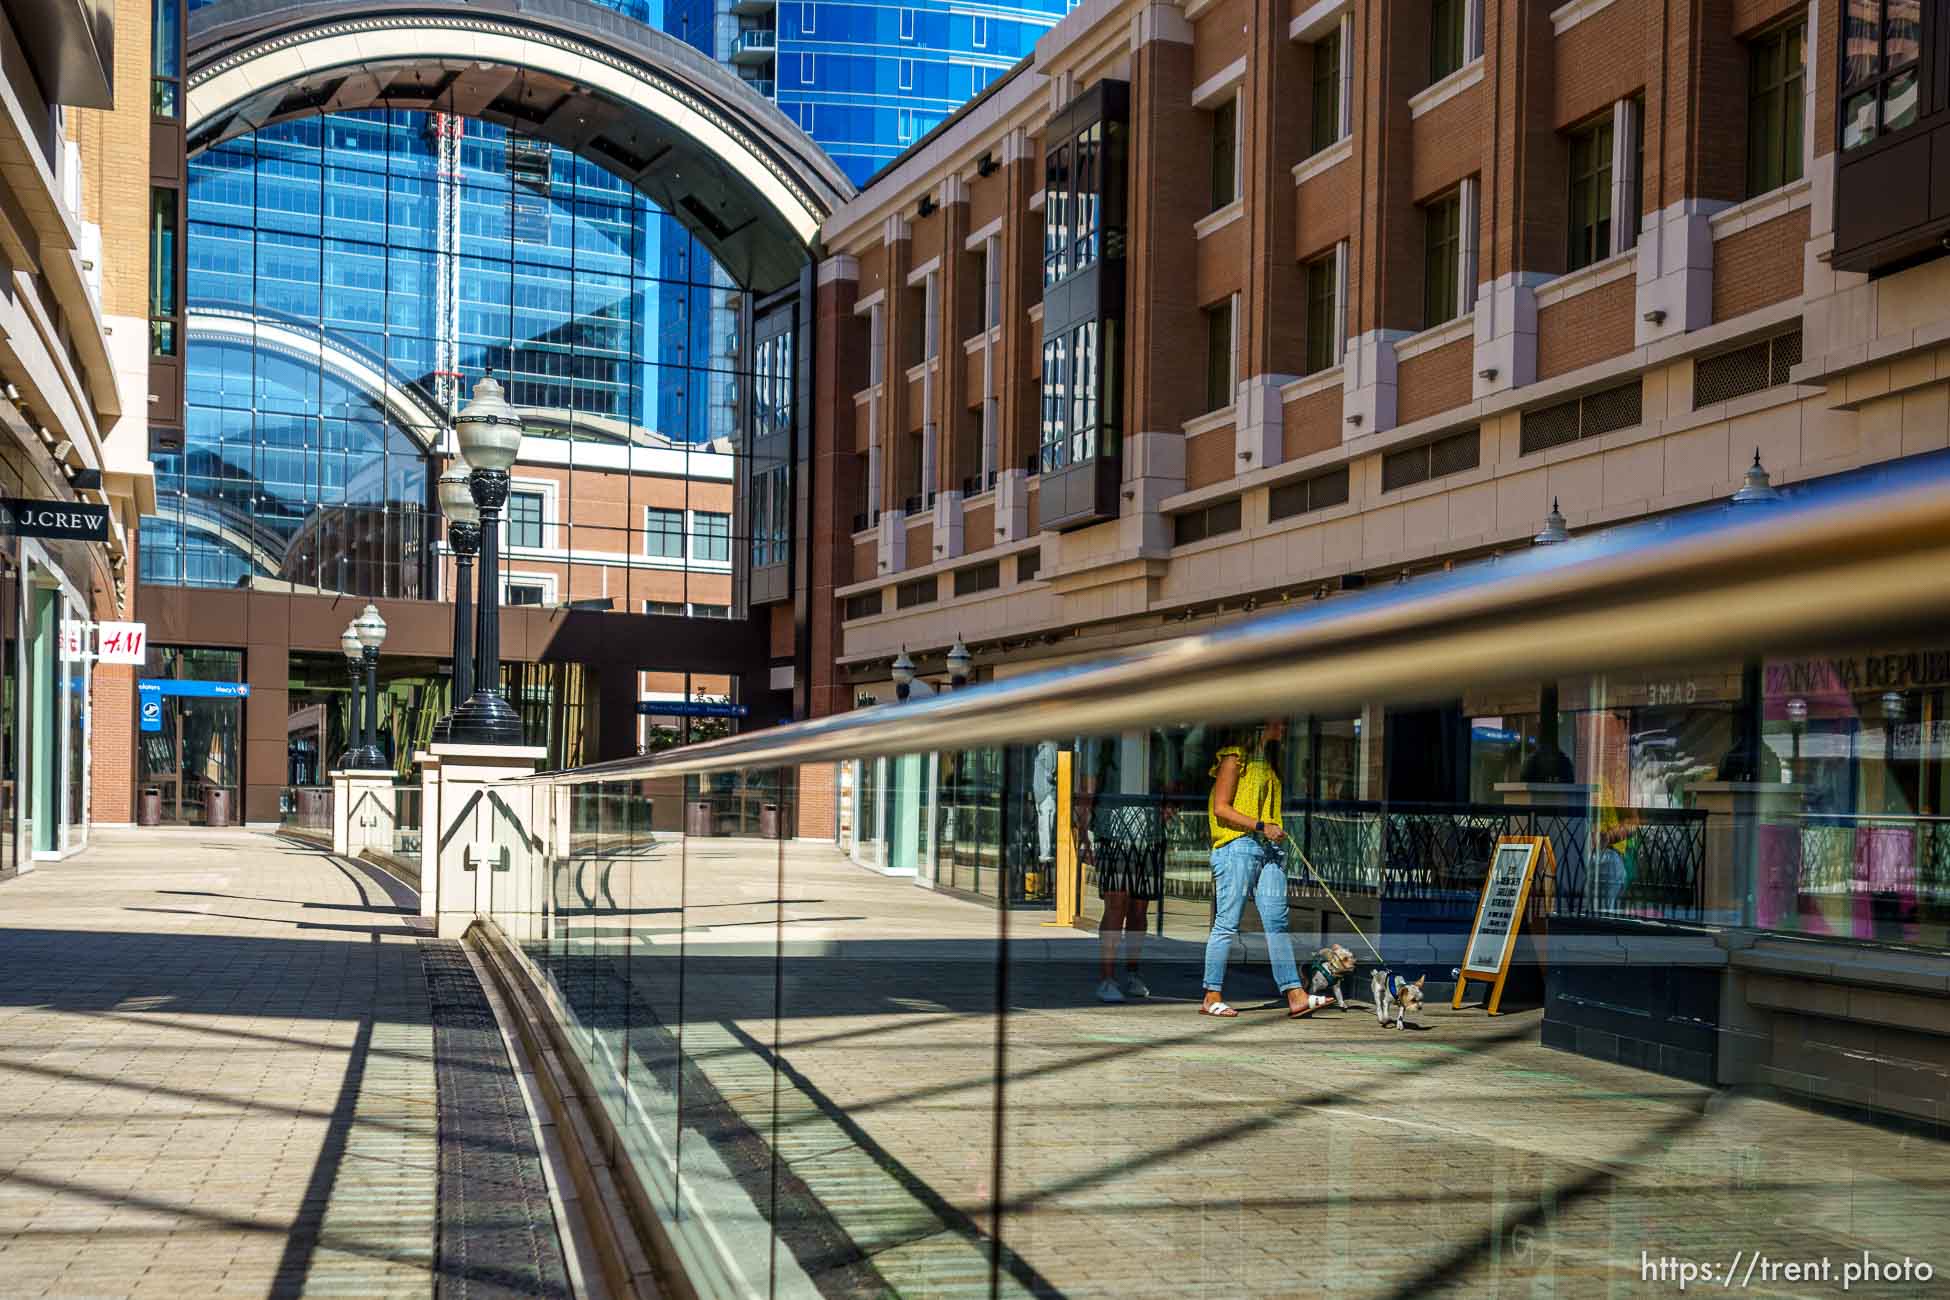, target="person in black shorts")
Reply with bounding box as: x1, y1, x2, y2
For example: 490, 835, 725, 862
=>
1077, 736, 1161, 1002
